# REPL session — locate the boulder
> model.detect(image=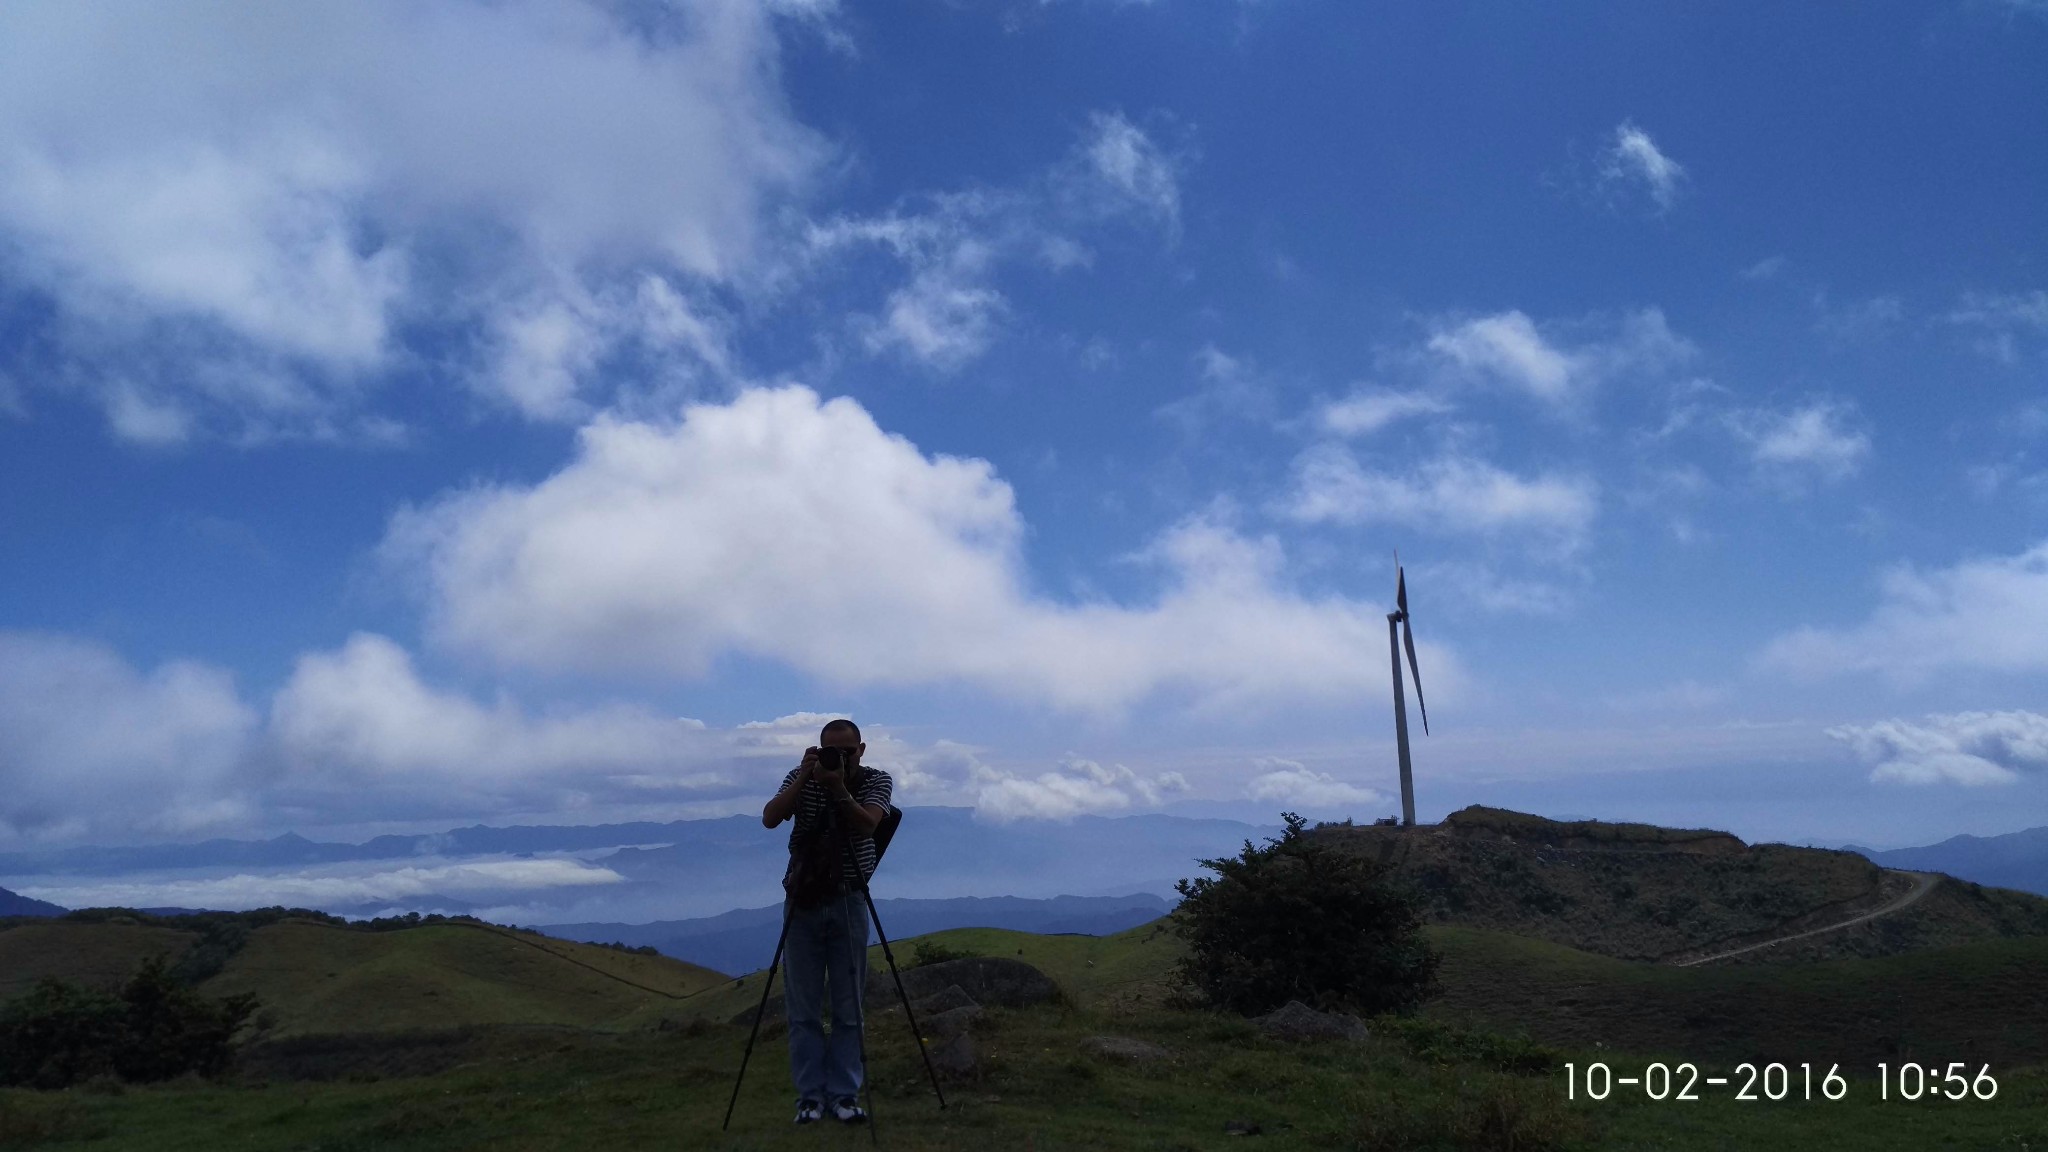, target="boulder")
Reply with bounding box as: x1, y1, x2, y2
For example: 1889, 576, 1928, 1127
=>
927, 1031, 982, 1080
1078, 1035, 1172, 1064
920, 1004, 983, 1043
911, 983, 978, 1017
1251, 1000, 1368, 1042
